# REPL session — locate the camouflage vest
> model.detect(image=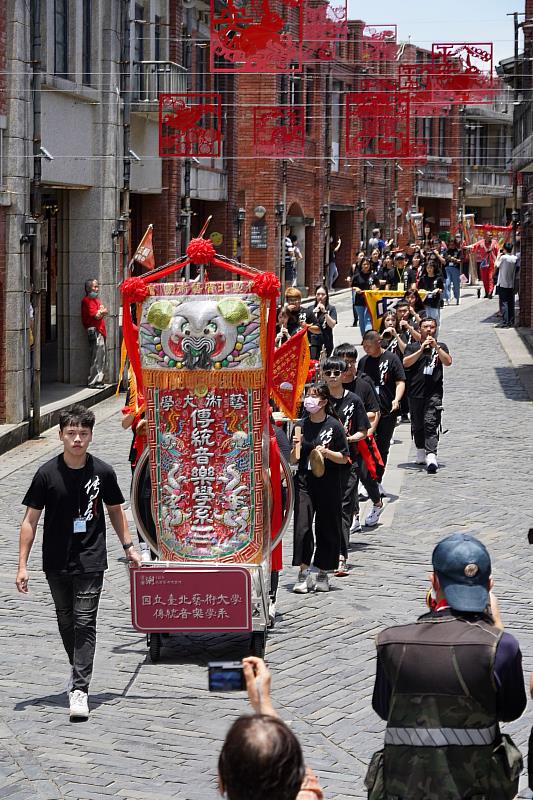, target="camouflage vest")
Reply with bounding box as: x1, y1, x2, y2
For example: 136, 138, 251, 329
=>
366, 611, 522, 800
